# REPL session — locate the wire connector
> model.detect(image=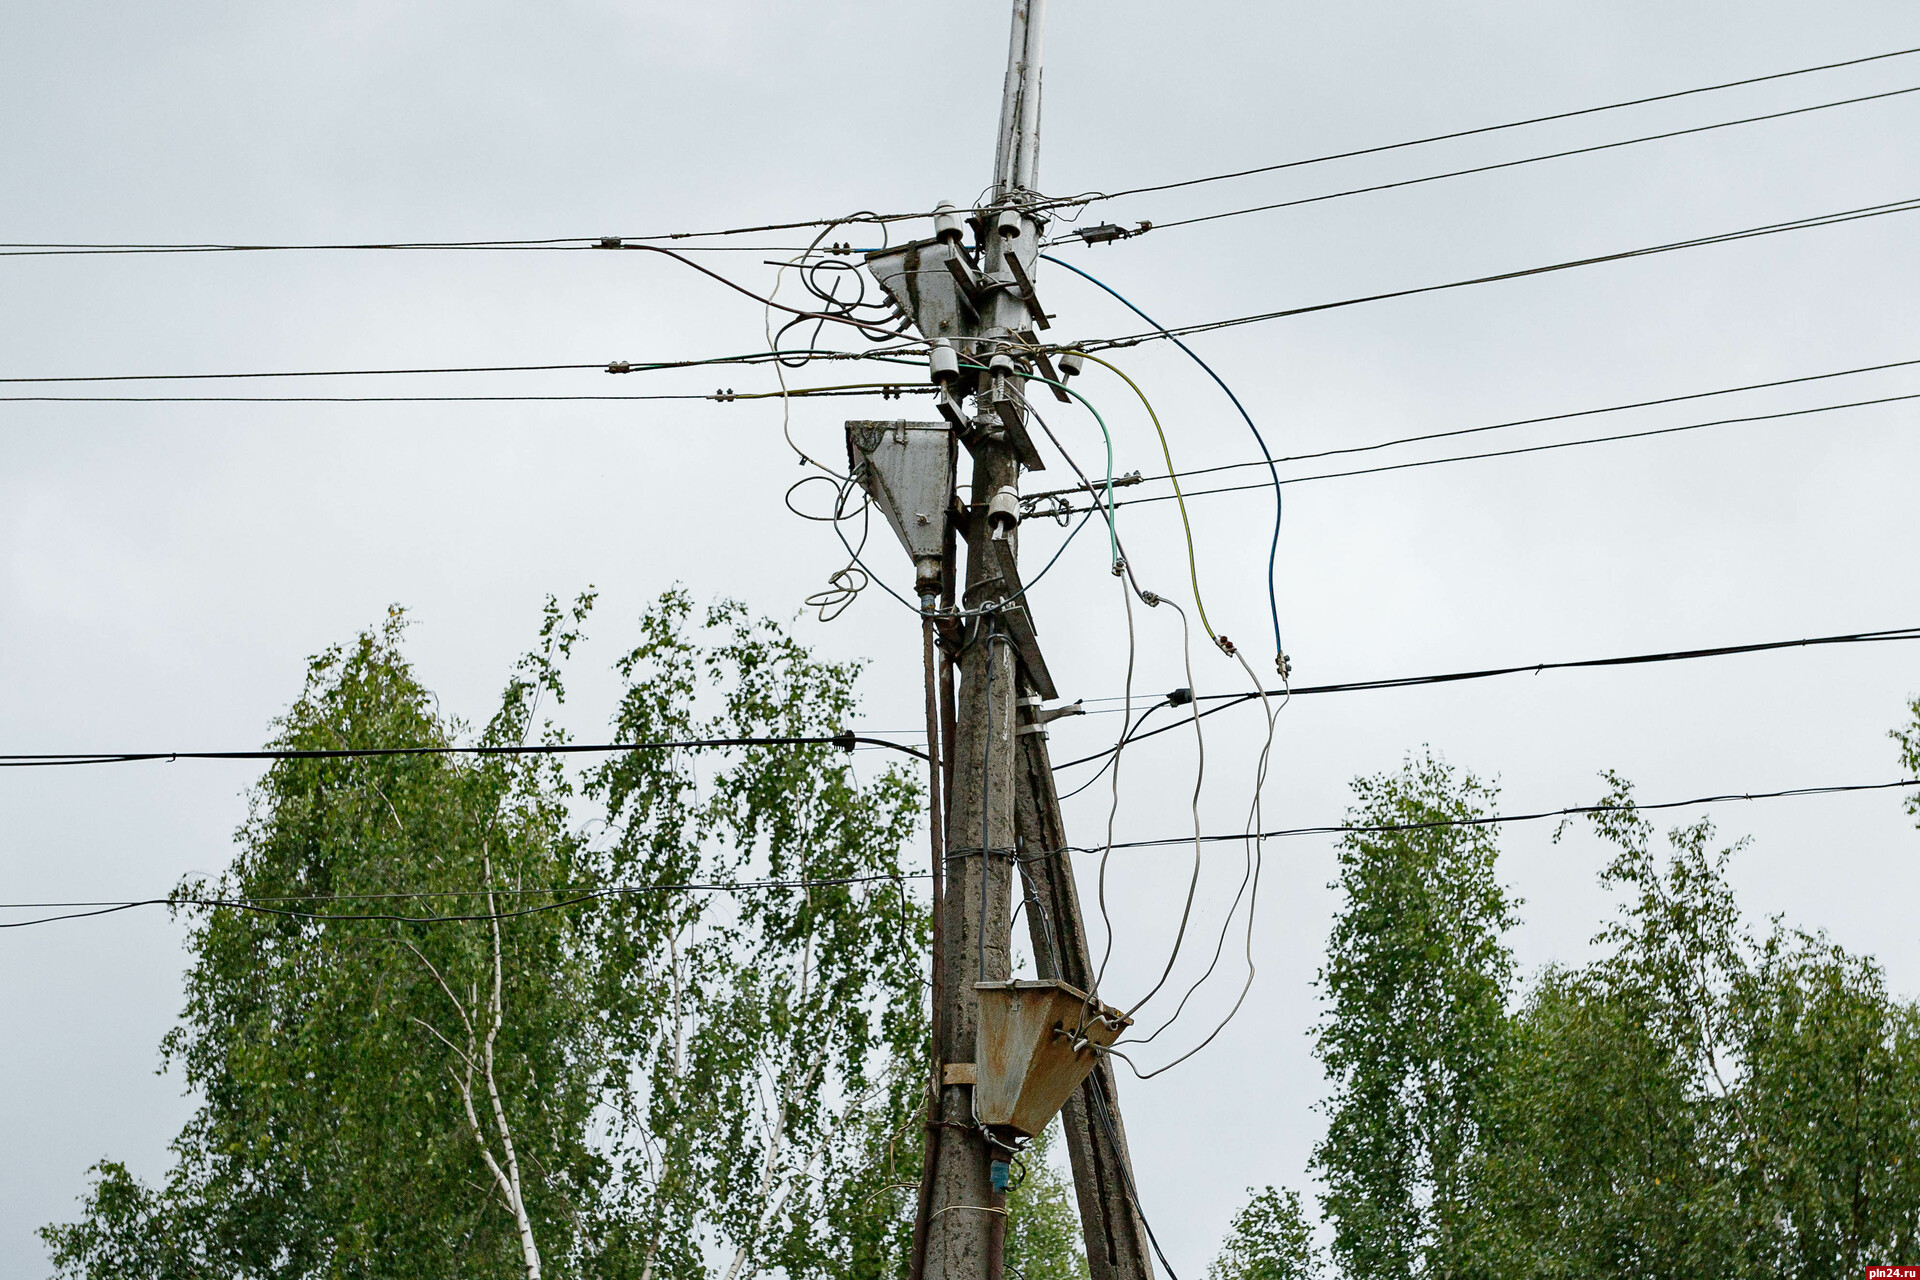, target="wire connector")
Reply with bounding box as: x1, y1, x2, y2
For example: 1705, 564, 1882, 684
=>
606, 361, 632, 374
1276, 651, 1292, 680
1074, 221, 1152, 246
1215, 634, 1237, 656
597, 236, 623, 249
